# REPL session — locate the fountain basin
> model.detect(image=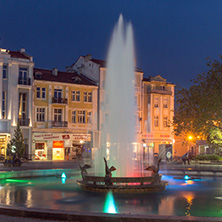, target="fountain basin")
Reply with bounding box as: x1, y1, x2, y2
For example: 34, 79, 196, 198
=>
77, 174, 168, 193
